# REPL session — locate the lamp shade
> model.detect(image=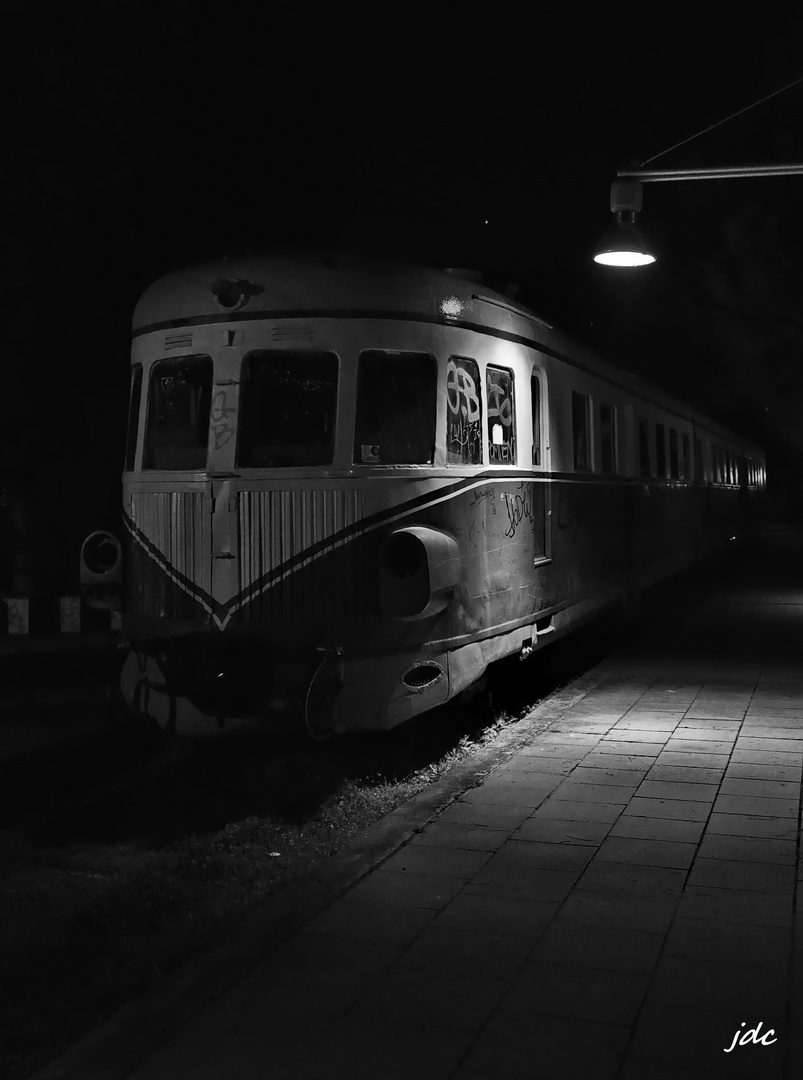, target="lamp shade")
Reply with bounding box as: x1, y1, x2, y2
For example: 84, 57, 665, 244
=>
594, 219, 656, 267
